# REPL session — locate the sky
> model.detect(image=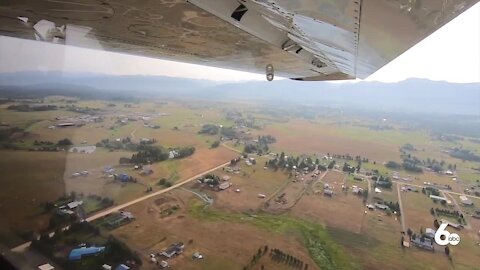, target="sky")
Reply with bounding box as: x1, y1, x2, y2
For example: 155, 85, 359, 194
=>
0, 2, 478, 83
